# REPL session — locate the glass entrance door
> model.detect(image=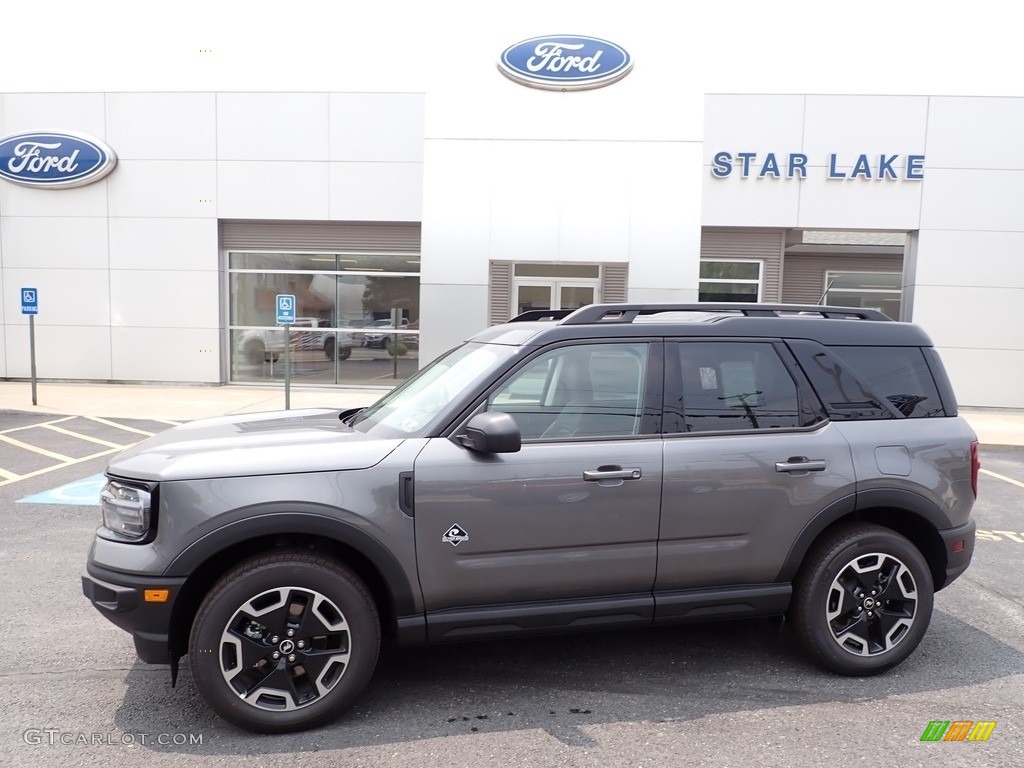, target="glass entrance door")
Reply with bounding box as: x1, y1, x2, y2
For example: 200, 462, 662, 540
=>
514, 281, 596, 315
